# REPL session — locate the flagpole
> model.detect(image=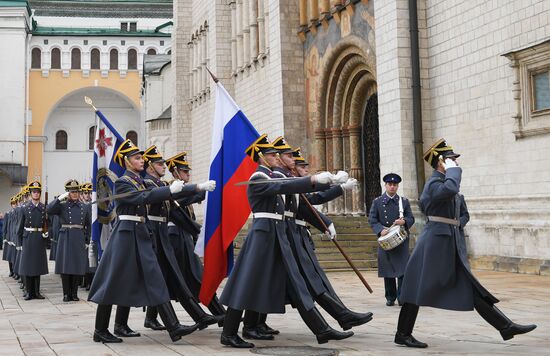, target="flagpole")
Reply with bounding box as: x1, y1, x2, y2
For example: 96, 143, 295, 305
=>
205, 67, 219, 83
